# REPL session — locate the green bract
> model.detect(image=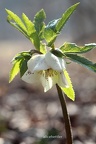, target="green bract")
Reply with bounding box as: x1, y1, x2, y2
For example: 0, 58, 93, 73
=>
6, 2, 96, 101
